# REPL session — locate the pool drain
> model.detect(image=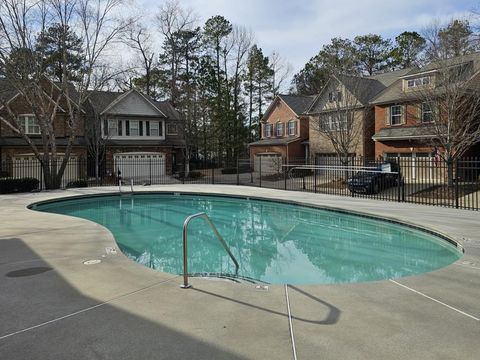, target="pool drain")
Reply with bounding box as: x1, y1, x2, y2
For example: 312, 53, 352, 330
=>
83, 259, 101, 265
